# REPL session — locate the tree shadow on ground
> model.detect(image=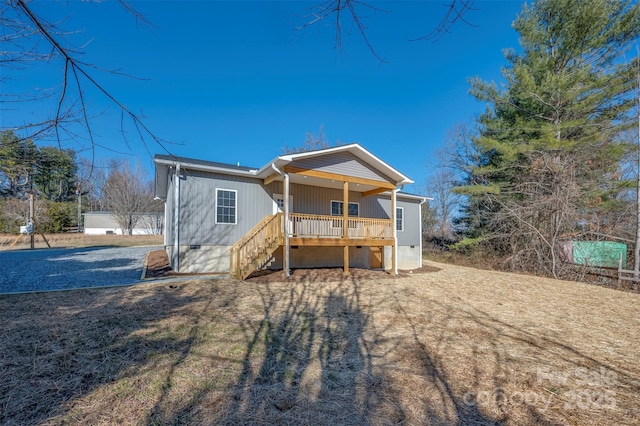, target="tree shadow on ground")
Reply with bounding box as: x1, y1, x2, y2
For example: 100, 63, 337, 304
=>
146, 275, 518, 425
3, 269, 636, 425
387, 283, 640, 425
0, 280, 228, 425
207, 278, 409, 425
